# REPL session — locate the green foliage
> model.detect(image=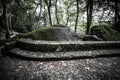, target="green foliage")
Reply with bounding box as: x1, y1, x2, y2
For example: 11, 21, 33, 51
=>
5, 0, 120, 39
